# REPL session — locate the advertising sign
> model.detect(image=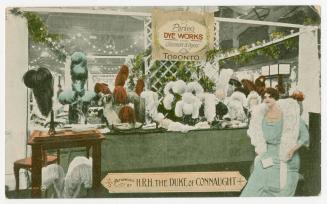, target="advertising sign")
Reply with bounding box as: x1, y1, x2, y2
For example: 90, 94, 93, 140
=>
152, 9, 214, 61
